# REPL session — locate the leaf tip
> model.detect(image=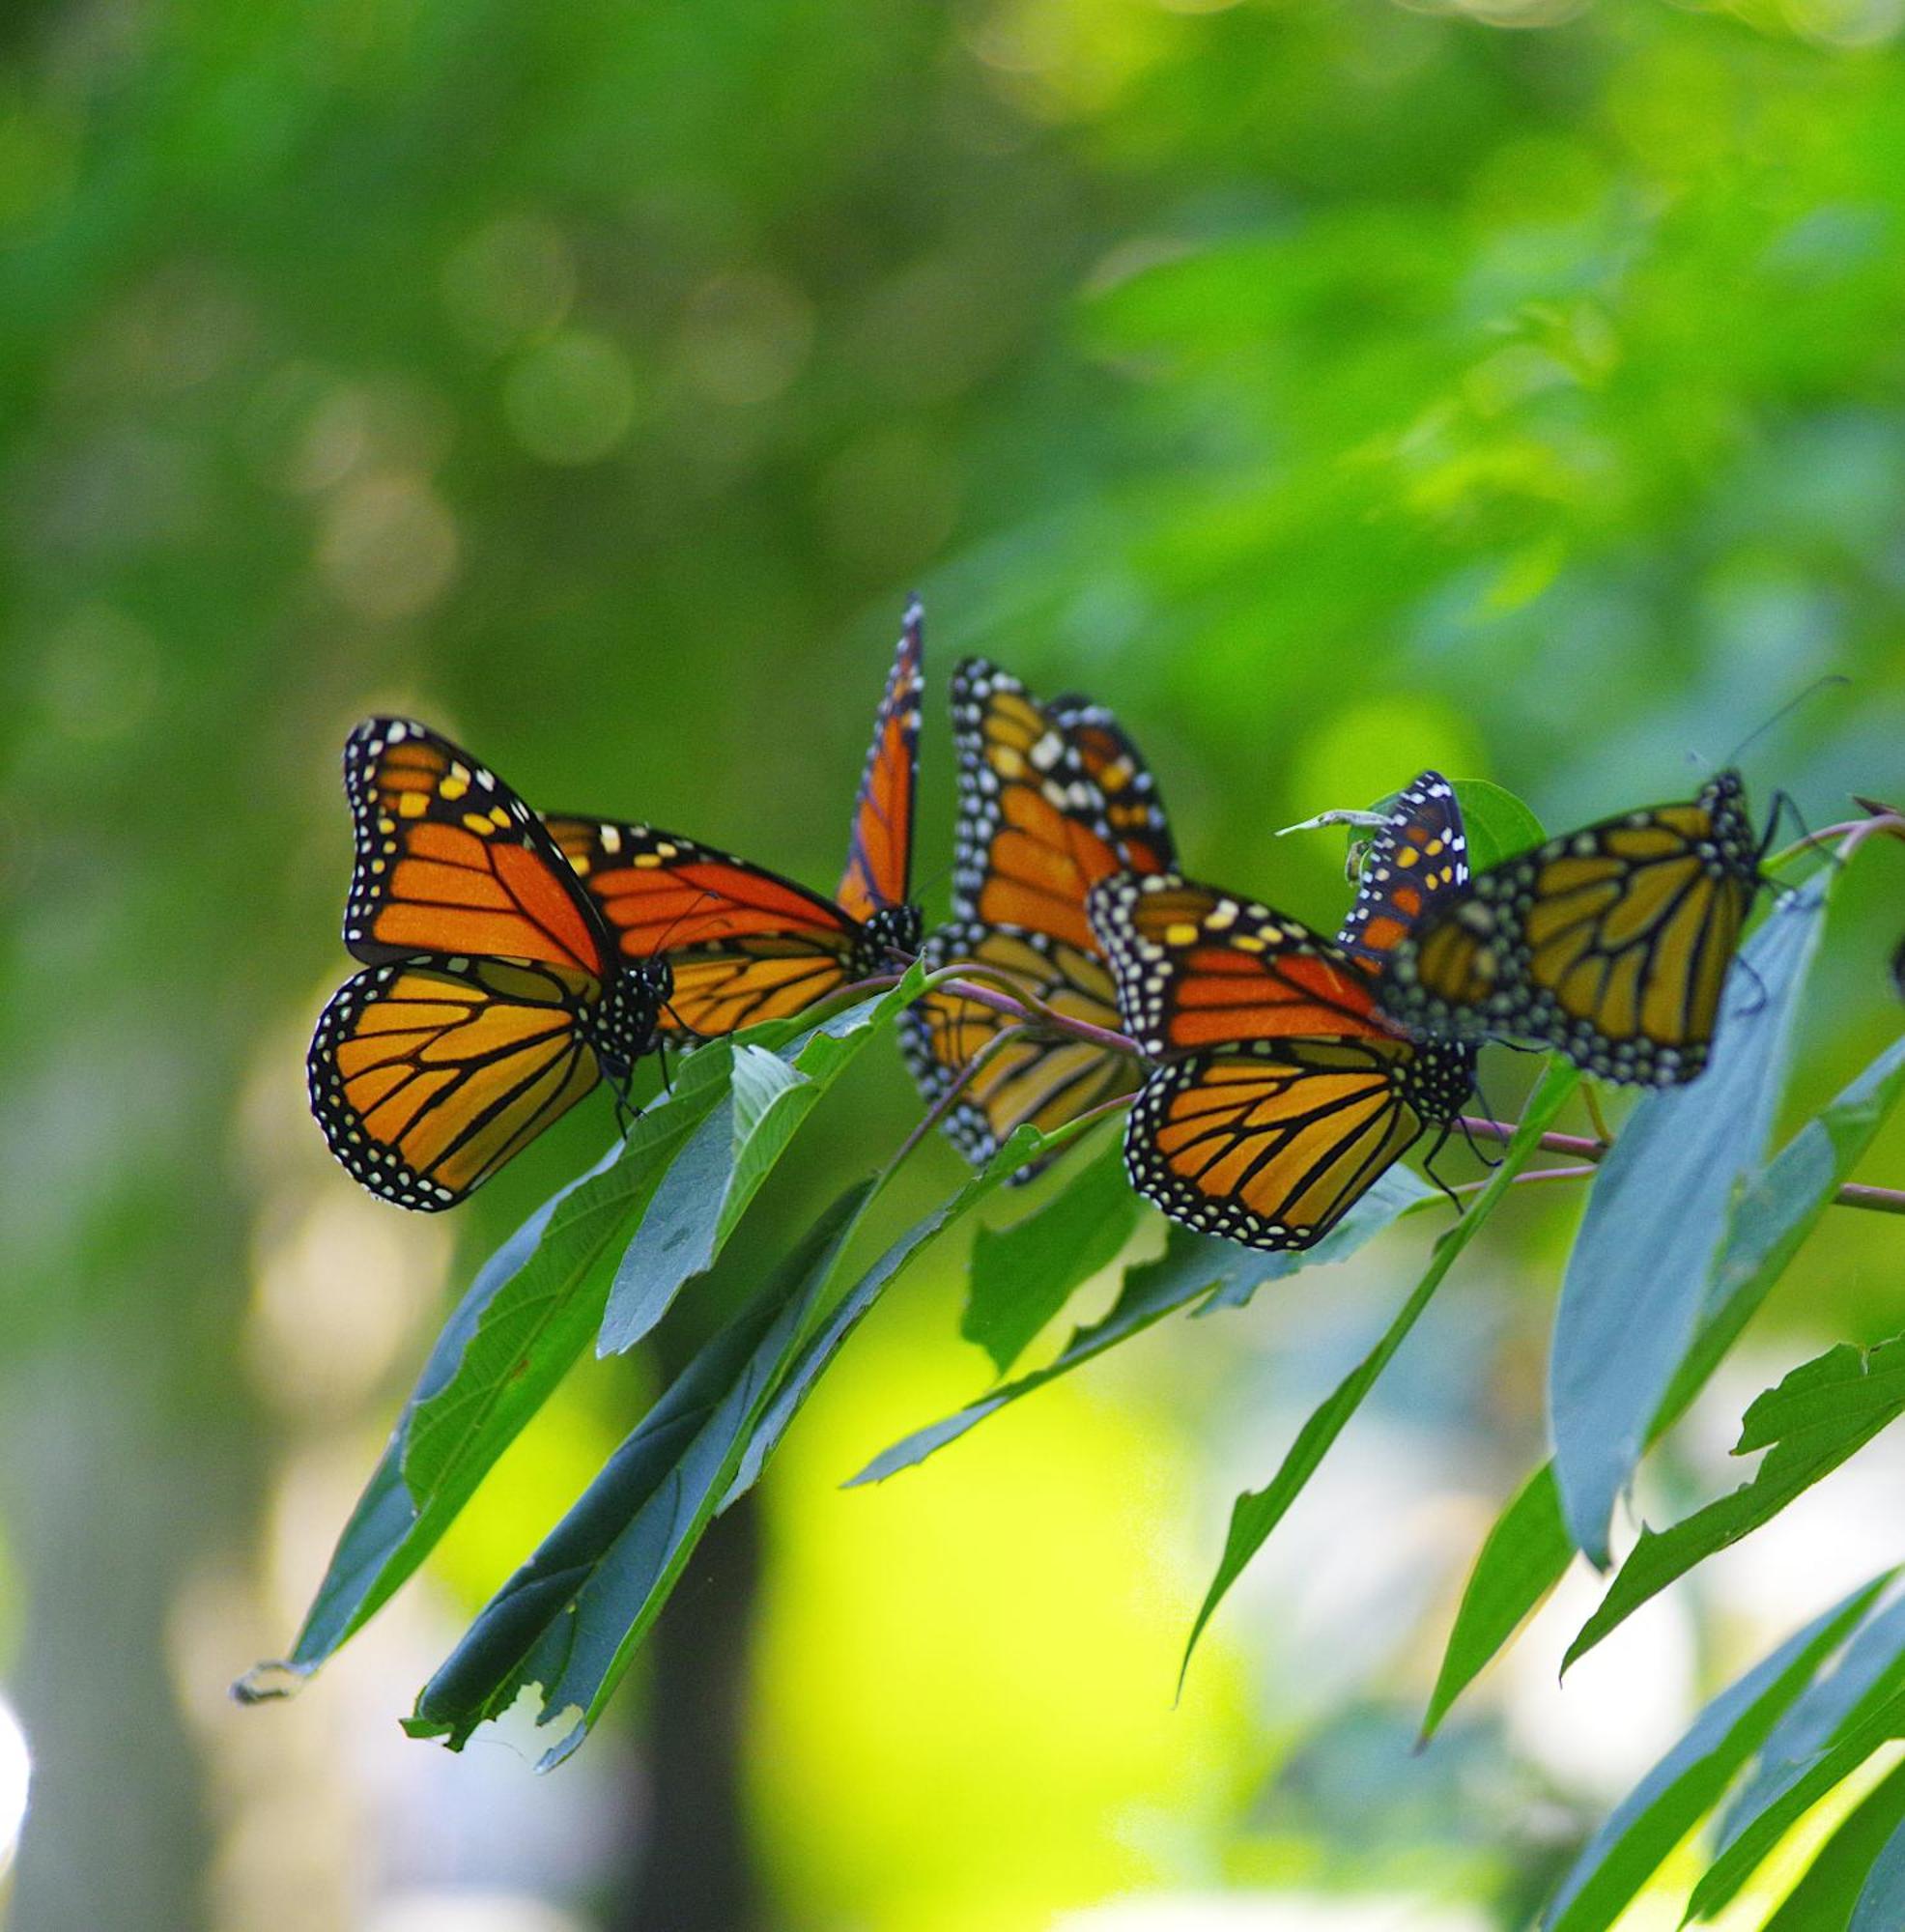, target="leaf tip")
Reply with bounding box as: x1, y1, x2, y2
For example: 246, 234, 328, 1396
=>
230, 1658, 315, 1705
